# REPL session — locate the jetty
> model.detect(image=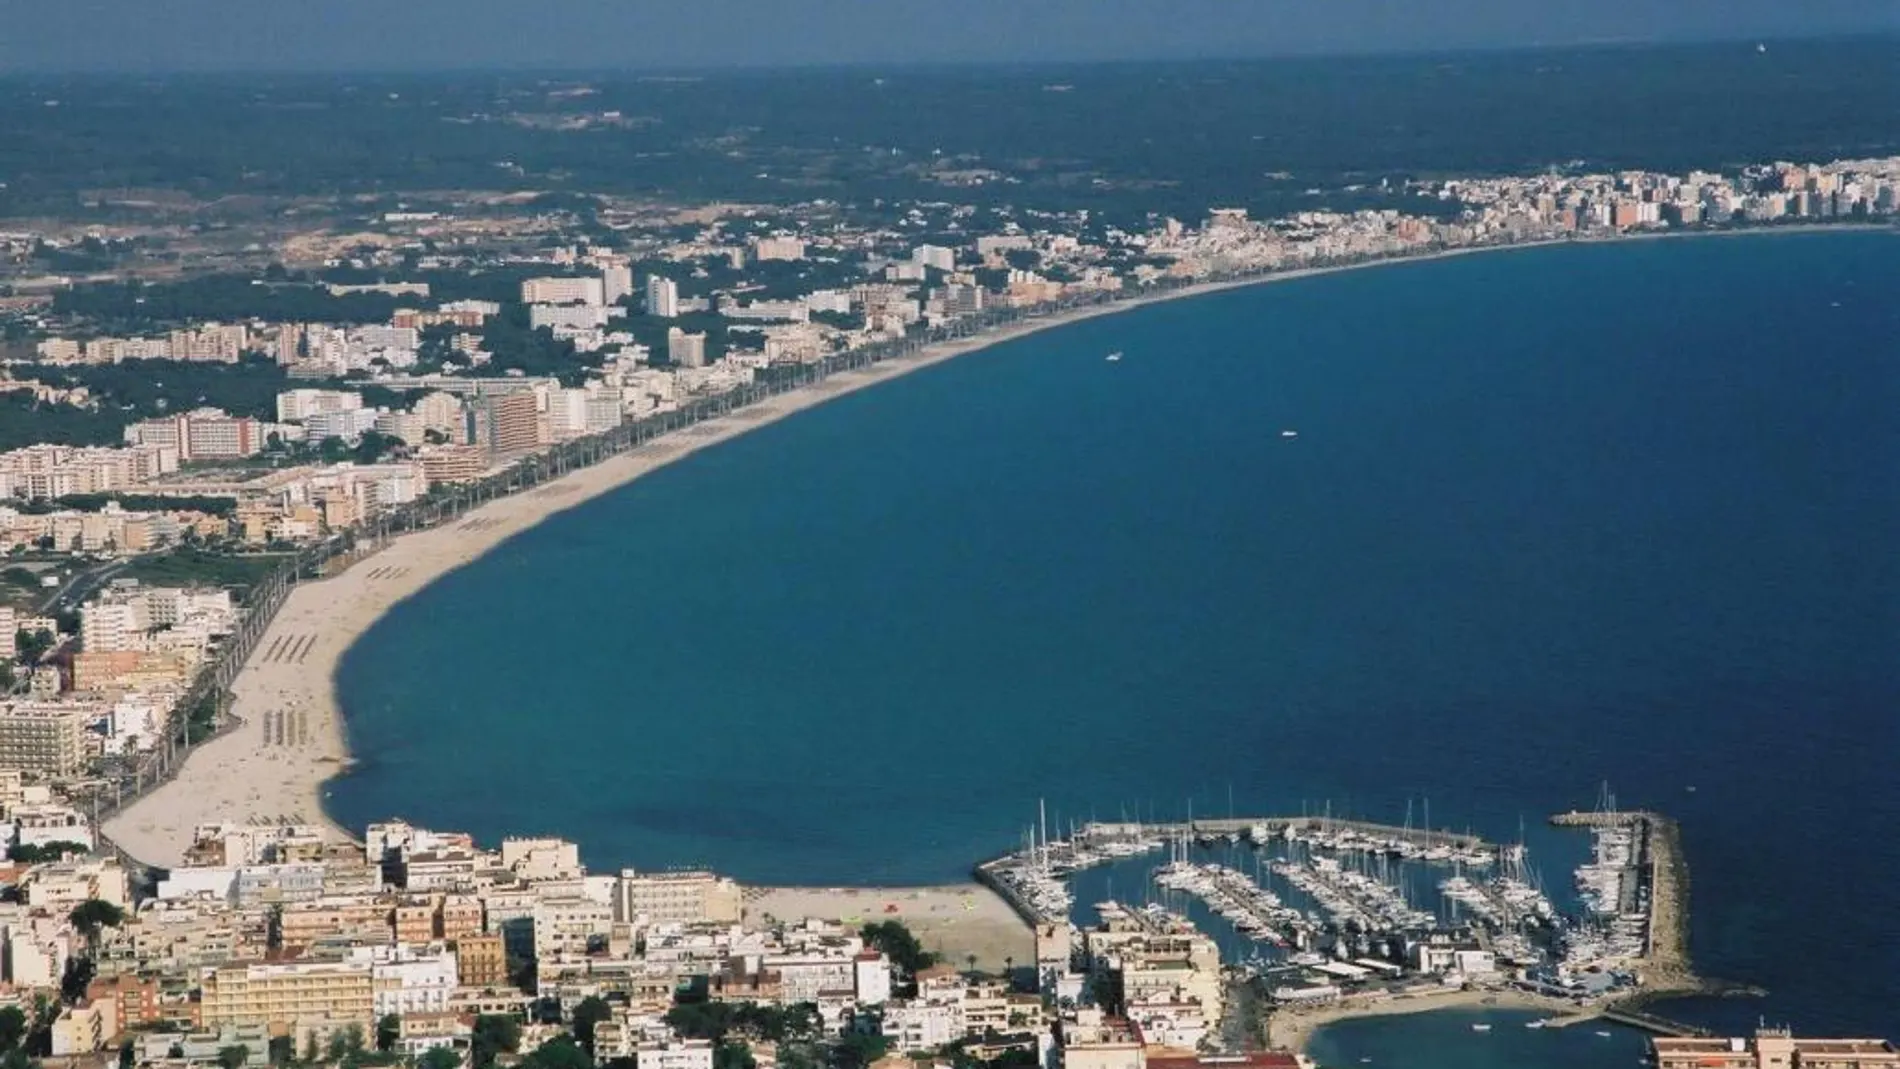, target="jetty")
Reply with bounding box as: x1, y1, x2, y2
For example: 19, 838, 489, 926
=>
1548, 807, 1762, 1036
1547, 808, 1689, 977
1080, 816, 1490, 852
